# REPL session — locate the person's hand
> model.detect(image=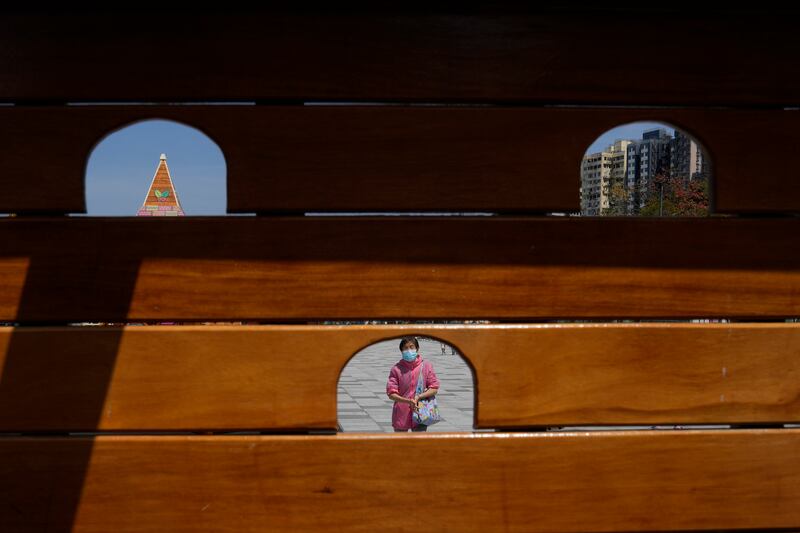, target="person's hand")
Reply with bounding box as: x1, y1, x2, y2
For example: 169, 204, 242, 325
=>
407, 397, 420, 410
